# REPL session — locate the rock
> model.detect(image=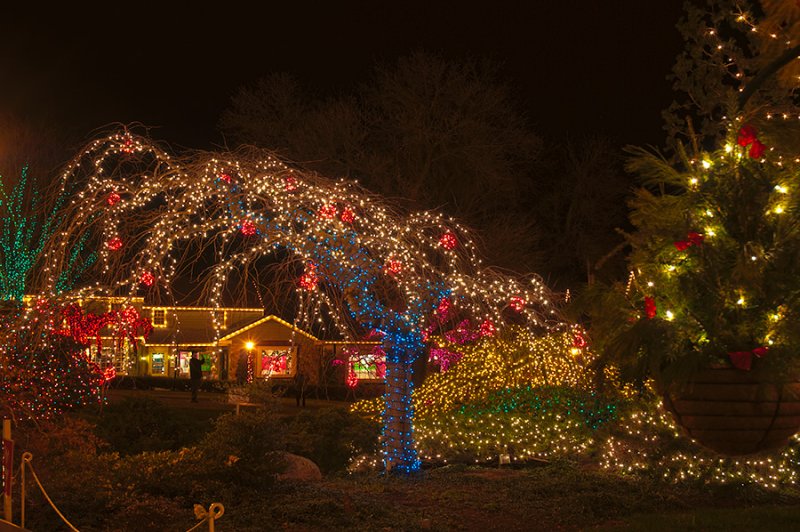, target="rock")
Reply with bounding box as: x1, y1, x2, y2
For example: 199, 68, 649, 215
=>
276, 452, 322, 482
